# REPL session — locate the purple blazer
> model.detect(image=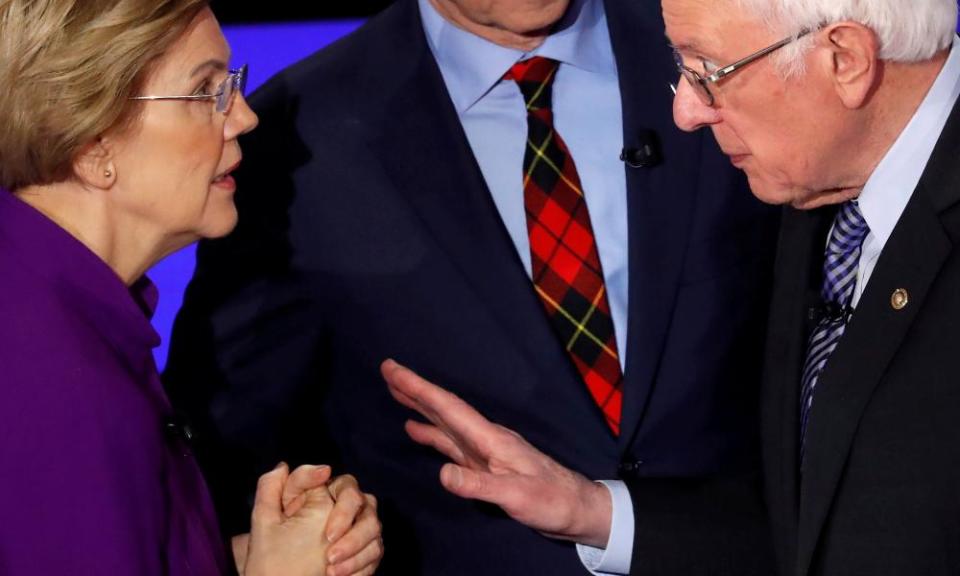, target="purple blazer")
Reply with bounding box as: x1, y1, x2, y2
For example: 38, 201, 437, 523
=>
0, 190, 228, 575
